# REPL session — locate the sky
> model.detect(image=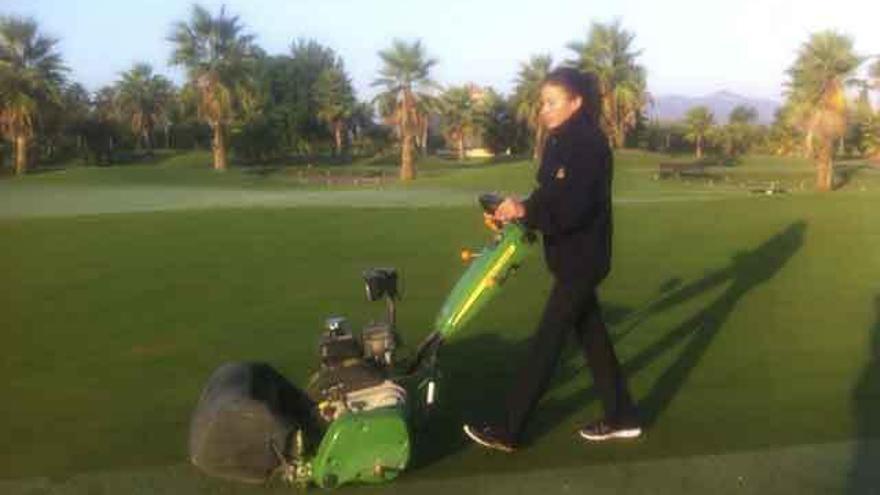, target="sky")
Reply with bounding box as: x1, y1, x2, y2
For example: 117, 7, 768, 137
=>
4, 0, 879, 102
